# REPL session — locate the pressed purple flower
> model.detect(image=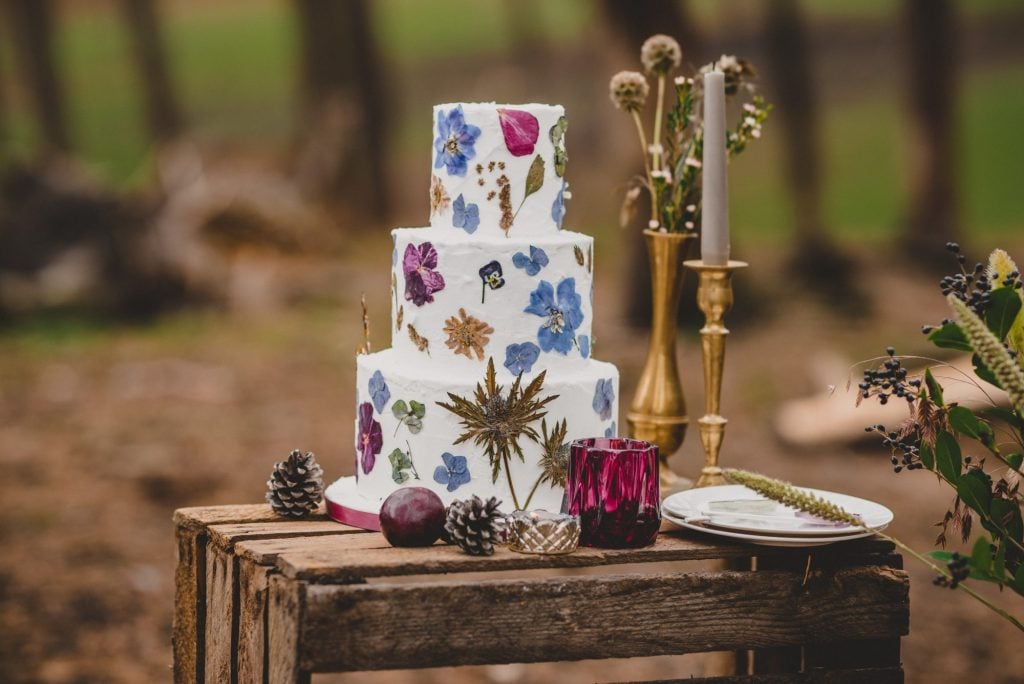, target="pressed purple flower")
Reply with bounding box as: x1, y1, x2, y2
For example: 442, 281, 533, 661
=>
504, 341, 541, 375
479, 260, 504, 303
592, 378, 615, 421
403, 242, 446, 307
357, 401, 382, 474
369, 370, 390, 413
434, 105, 481, 177
551, 180, 566, 229
524, 277, 584, 355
